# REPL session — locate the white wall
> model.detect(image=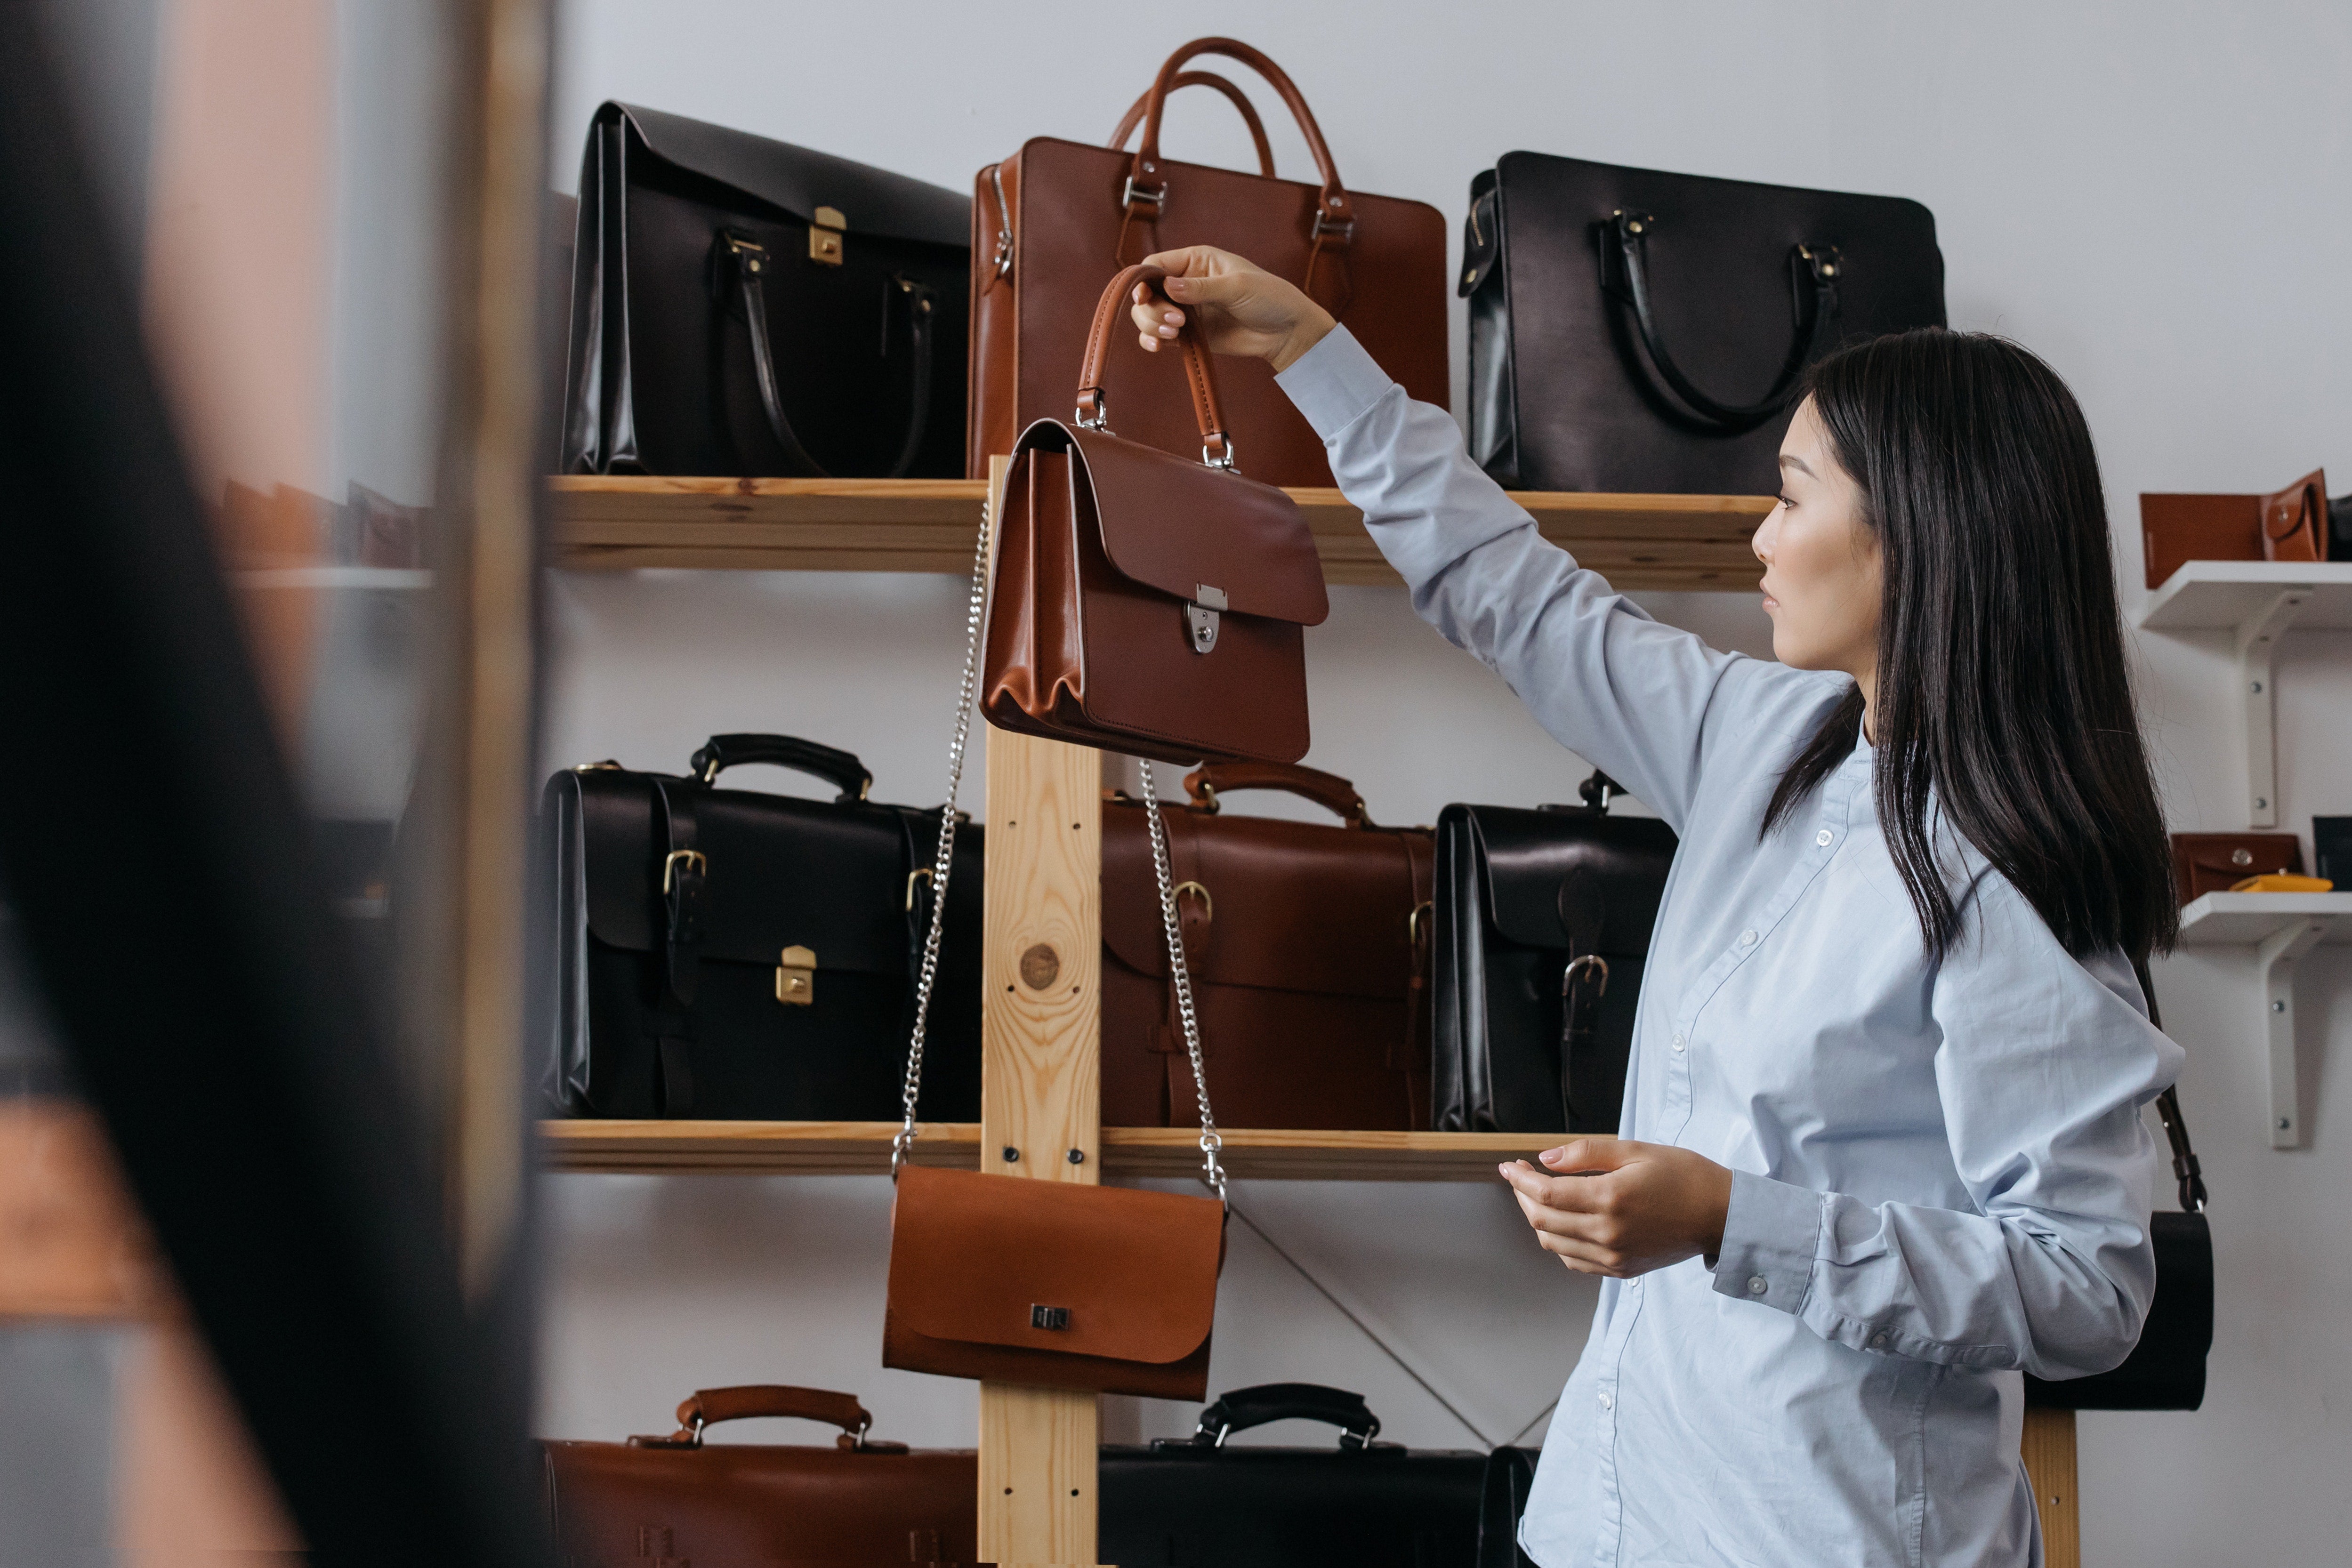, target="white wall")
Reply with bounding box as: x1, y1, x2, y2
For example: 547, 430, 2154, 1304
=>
539, 4, 2352, 1562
